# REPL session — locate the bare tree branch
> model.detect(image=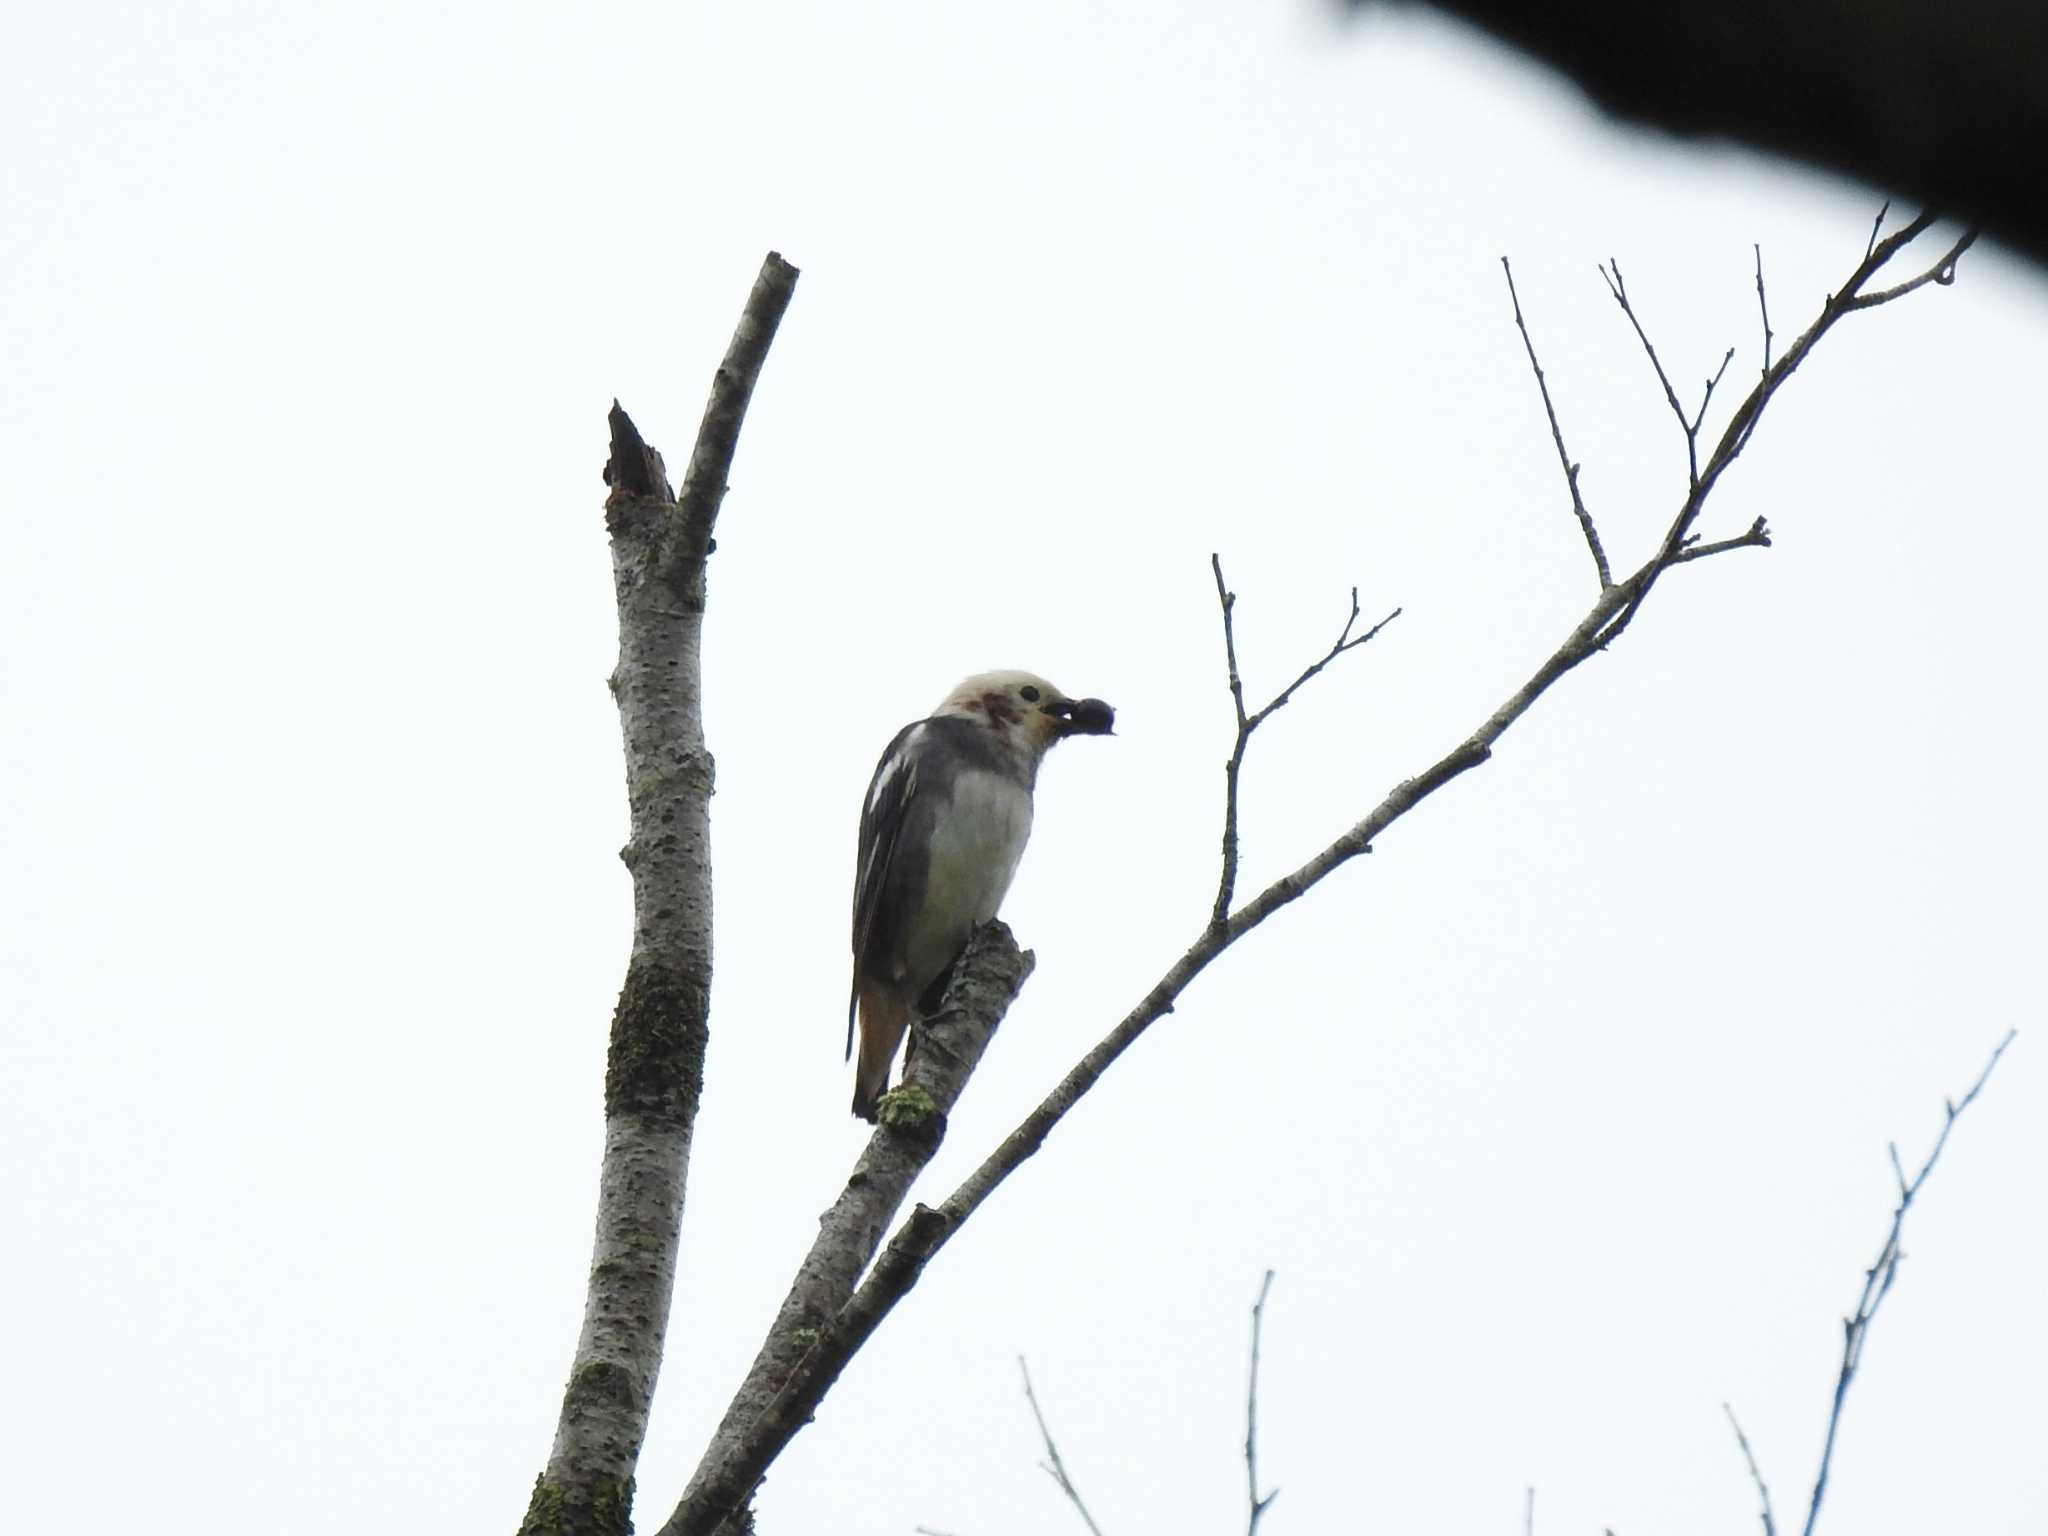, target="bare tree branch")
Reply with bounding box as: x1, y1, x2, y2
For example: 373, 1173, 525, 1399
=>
1211, 555, 1400, 925
1753, 246, 1774, 378
1723, 1402, 1778, 1536
520, 250, 797, 1536
1599, 258, 1698, 483
665, 217, 1975, 1531
1794, 1029, 2016, 1536
1245, 1270, 1280, 1536
1669, 517, 1772, 565
1689, 347, 1736, 440
1844, 230, 1979, 309
1589, 211, 1971, 656
1502, 256, 1612, 588
982, 1271, 1279, 1532
659, 924, 1035, 1536
1020, 1358, 1108, 1536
